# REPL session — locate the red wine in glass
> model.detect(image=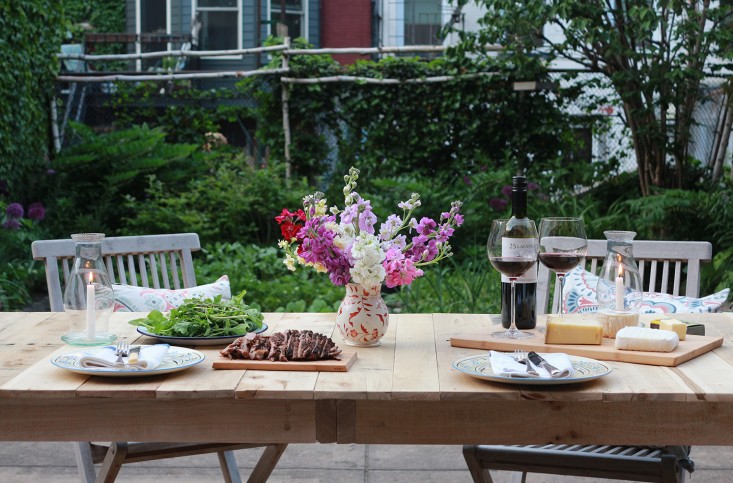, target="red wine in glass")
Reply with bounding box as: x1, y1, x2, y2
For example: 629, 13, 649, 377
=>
538, 218, 588, 314
538, 253, 583, 273
490, 257, 537, 278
